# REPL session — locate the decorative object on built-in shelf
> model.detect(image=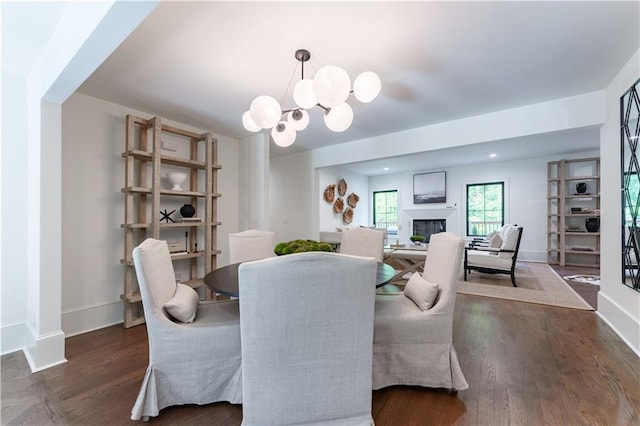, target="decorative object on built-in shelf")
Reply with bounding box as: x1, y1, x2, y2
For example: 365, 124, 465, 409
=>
337, 178, 347, 196
585, 218, 600, 232
181, 217, 201, 223
410, 235, 426, 245
323, 184, 336, 203
571, 246, 594, 252
575, 182, 587, 194
566, 224, 582, 232
167, 240, 185, 254
571, 207, 582, 214
167, 172, 187, 191
160, 209, 175, 223
347, 192, 360, 208
180, 204, 196, 218
333, 197, 344, 213
342, 207, 354, 224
